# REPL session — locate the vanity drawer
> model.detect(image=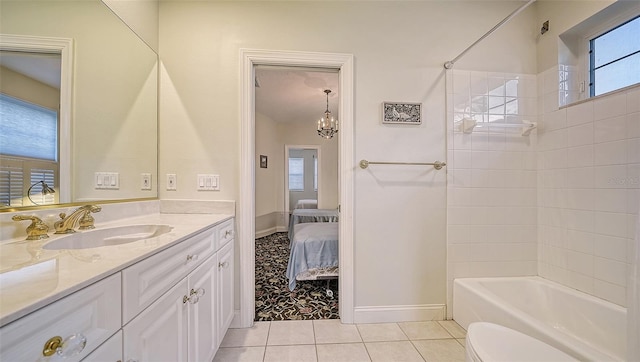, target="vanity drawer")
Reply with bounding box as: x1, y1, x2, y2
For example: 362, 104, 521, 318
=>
0, 273, 121, 362
122, 228, 215, 323
216, 218, 234, 249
